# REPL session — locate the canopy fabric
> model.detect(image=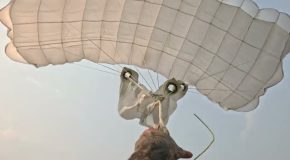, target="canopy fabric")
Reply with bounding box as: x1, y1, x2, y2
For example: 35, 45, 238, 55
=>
0, 0, 289, 111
